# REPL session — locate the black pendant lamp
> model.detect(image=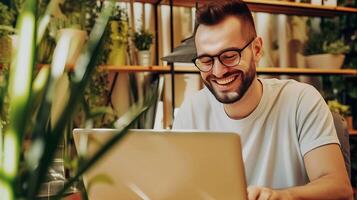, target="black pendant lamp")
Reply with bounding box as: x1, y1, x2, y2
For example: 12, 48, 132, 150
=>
161, 35, 196, 63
